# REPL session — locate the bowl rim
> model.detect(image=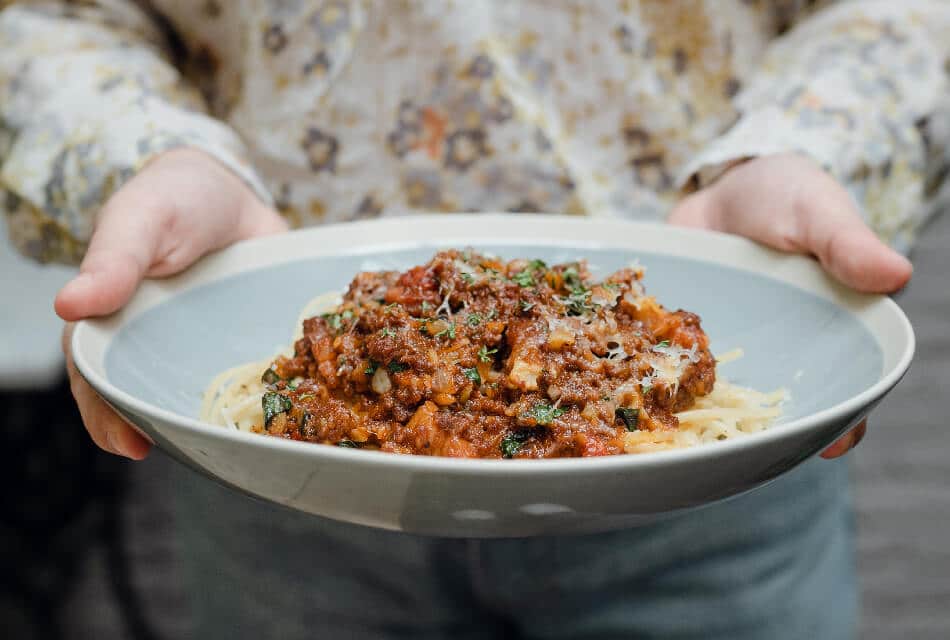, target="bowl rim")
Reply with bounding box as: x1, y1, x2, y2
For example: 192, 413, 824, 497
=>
72, 214, 915, 476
